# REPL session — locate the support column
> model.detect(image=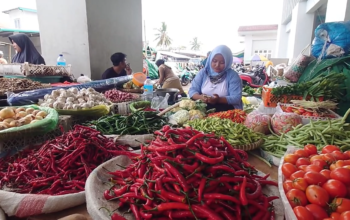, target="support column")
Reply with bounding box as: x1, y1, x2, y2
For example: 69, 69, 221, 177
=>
36, 0, 143, 80
288, 1, 315, 61
326, 0, 350, 22
243, 35, 253, 64
276, 24, 289, 59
